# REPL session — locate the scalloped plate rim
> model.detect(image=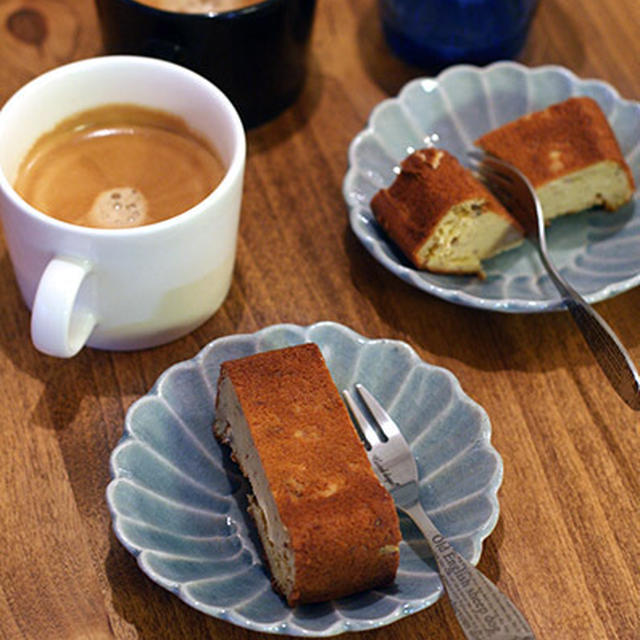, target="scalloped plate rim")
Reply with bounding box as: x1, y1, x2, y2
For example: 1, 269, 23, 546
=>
343, 61, 640, 313
107, 321, 503, 636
